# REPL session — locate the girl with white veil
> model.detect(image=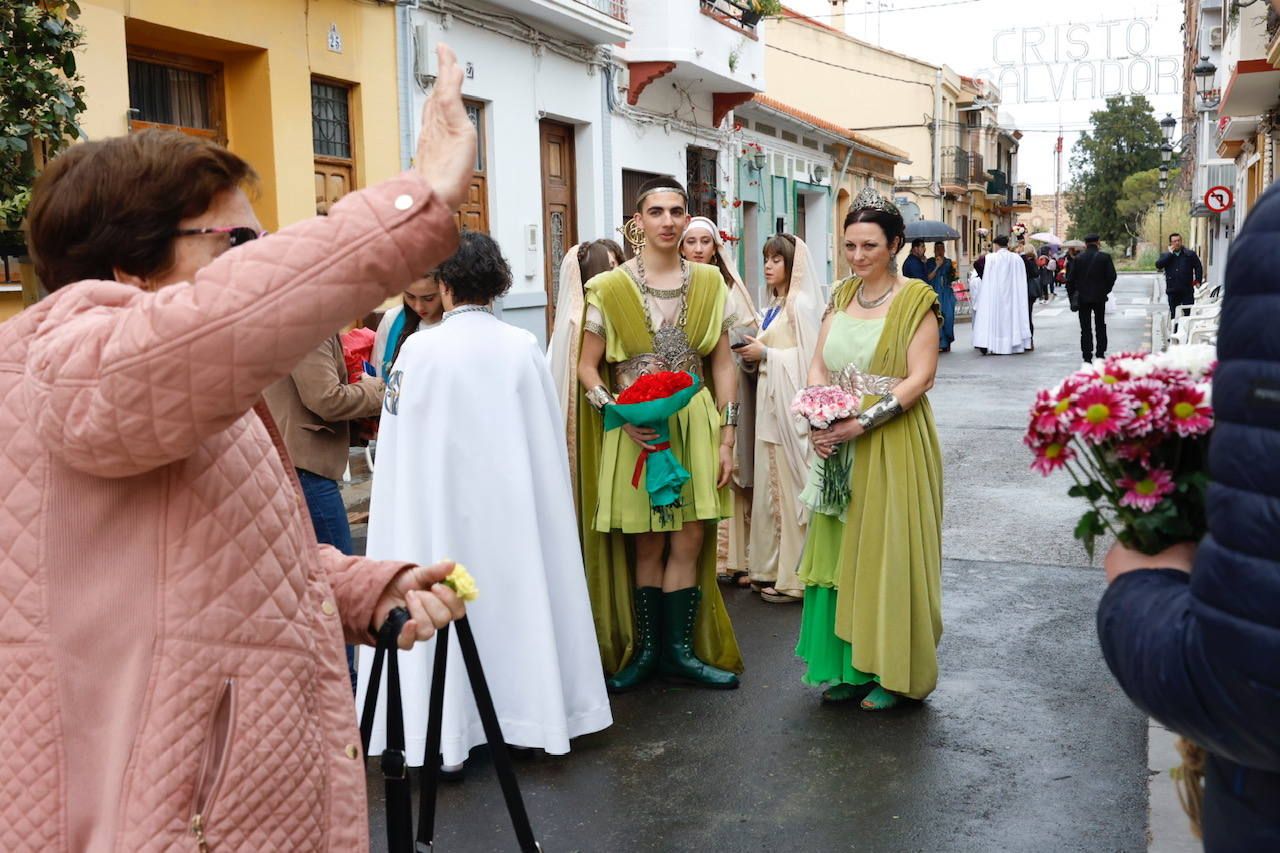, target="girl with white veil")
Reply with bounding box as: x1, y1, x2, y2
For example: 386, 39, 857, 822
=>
680, 217, 760, 587
547, 239, 624, 485
736, 234, 823, 603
